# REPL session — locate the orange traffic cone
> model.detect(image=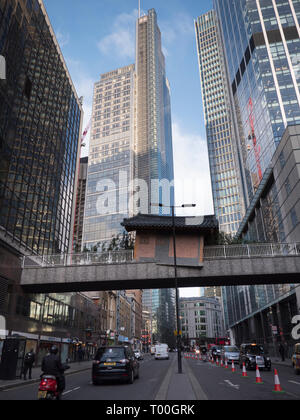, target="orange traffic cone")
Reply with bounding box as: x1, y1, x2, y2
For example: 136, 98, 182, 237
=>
273, 369, 285, 393
220, 359, 224, 368
216, 359, 219, 366
242, 362, 248, 377
231, 361, 236, 372
255, 365, 263, 384
225, 358, 229, 369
